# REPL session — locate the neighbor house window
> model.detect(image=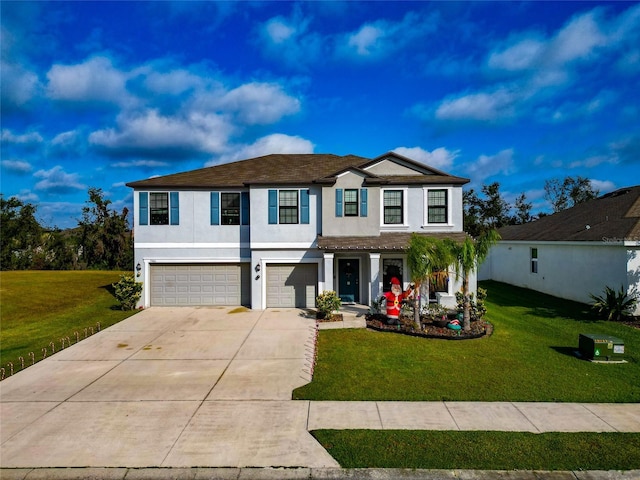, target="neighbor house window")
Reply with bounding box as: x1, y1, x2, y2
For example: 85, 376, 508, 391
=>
427, 189, 448, 224
279, 190, 299, 224
530, 248, 538, 274
383, 190, 403, 224
150, 193, 169, 225
221, 193, 240, 225
344, 189, 358, 217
